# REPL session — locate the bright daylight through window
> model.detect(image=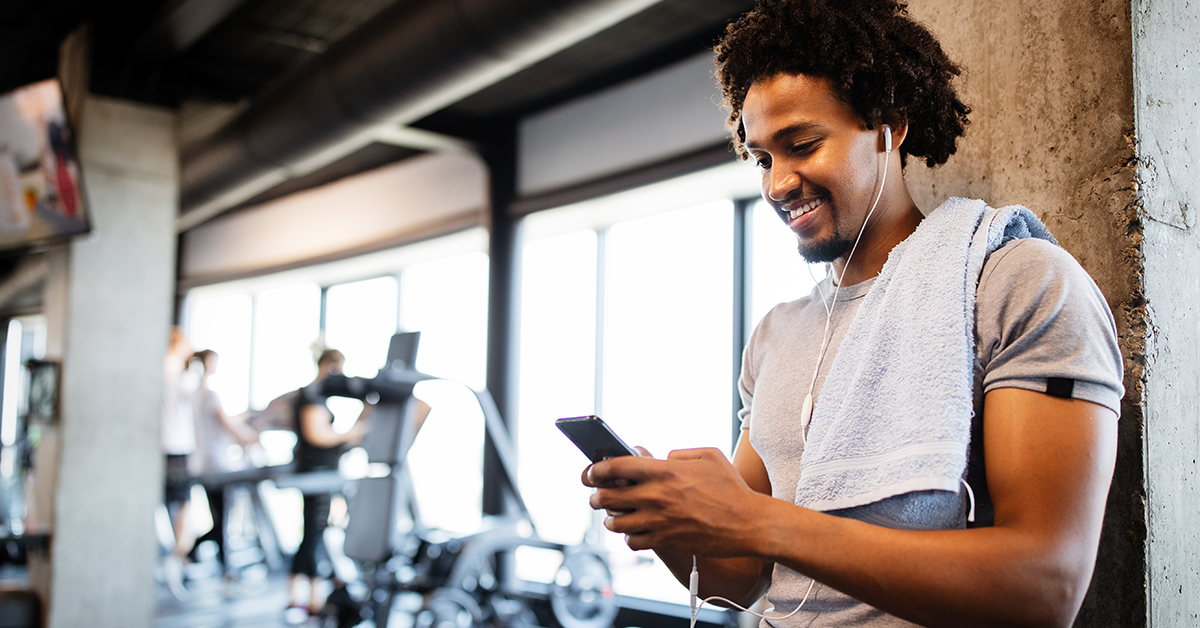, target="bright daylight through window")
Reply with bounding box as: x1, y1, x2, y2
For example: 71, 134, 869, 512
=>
183, 233, 491, 552
517, 187, 821, 605
178, 169, 823, 610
